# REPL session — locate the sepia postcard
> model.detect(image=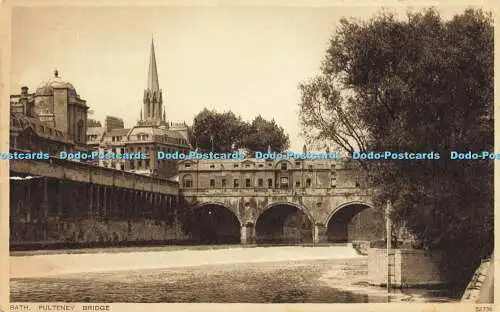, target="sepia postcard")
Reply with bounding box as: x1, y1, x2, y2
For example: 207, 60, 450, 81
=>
0, 0, 497, 311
